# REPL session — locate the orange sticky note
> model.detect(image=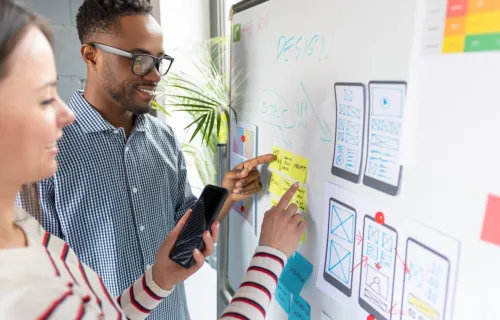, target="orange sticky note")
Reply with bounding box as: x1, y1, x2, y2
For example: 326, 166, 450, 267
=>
291, 155, 308, 183
270, 146, 283, 171
281, 150, 294, 176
